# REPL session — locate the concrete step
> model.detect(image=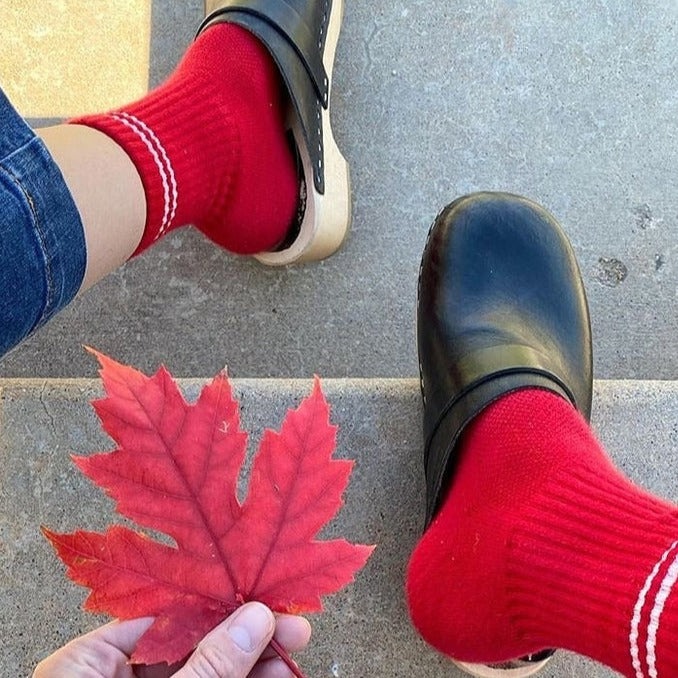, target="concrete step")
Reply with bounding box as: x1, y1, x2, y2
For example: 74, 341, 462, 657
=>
2, 0, 678, 380
3, 377, 678, 676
